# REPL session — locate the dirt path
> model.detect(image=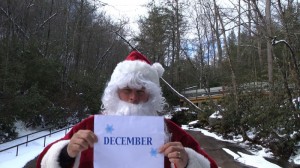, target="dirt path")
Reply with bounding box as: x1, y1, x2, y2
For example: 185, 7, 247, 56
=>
187, 130, 300, 168
186, 130, 255, 168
